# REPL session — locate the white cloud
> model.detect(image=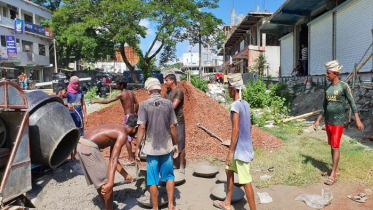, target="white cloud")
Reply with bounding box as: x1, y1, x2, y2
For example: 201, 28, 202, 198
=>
139, 19, 154, 36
